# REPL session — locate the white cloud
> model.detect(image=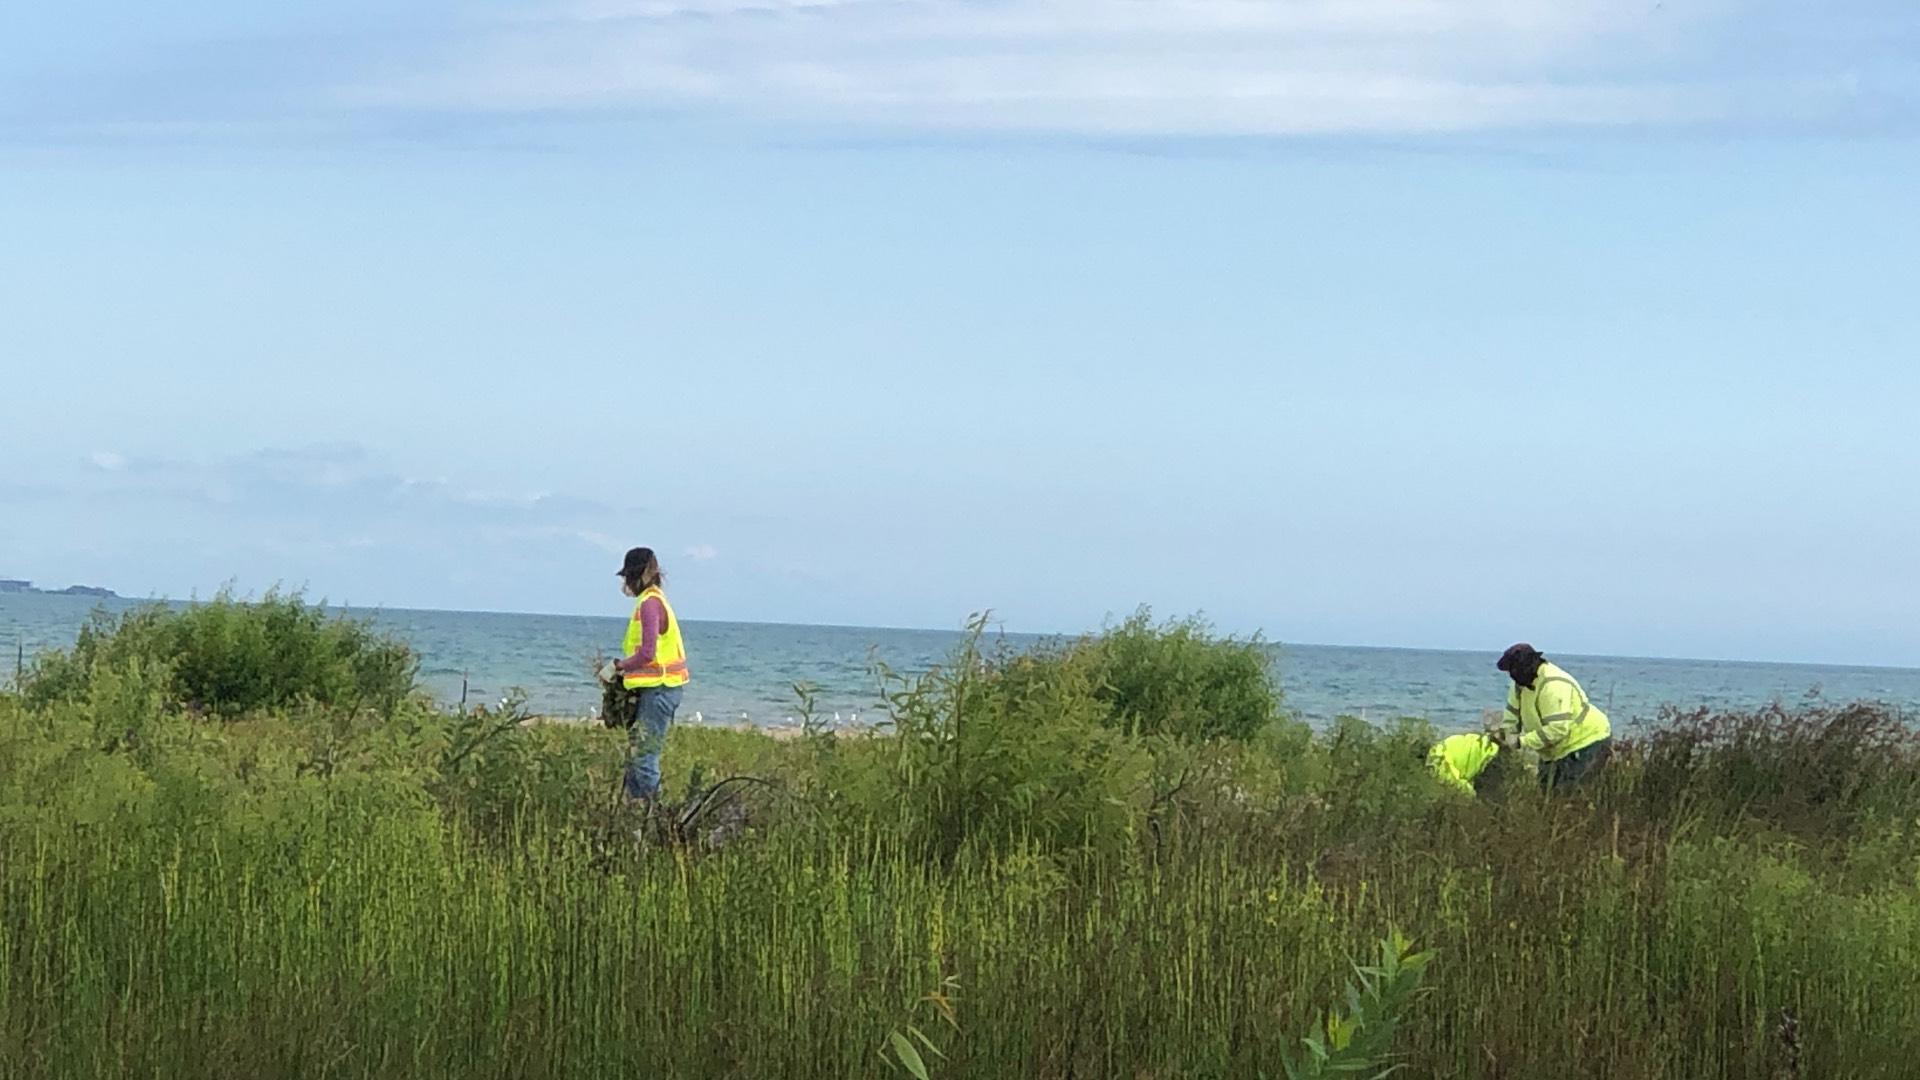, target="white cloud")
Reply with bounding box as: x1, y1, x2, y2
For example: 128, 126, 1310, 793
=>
56, 444, 634, 538
10, 0, 1907, 146
685, 543, 720, 561
339, 0, 1790, 135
